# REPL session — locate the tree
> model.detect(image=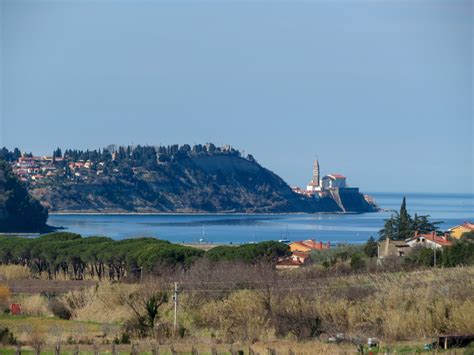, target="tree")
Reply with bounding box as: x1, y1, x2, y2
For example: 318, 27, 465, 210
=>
0, 160, 48, 232
378, 198, 441, 241
379, 215, 397, 240
363, 236, 378, 258
124, 287, 168, 335
53, 148, 62, 158
412, 214, 442, 234
397, 197, 412, 240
